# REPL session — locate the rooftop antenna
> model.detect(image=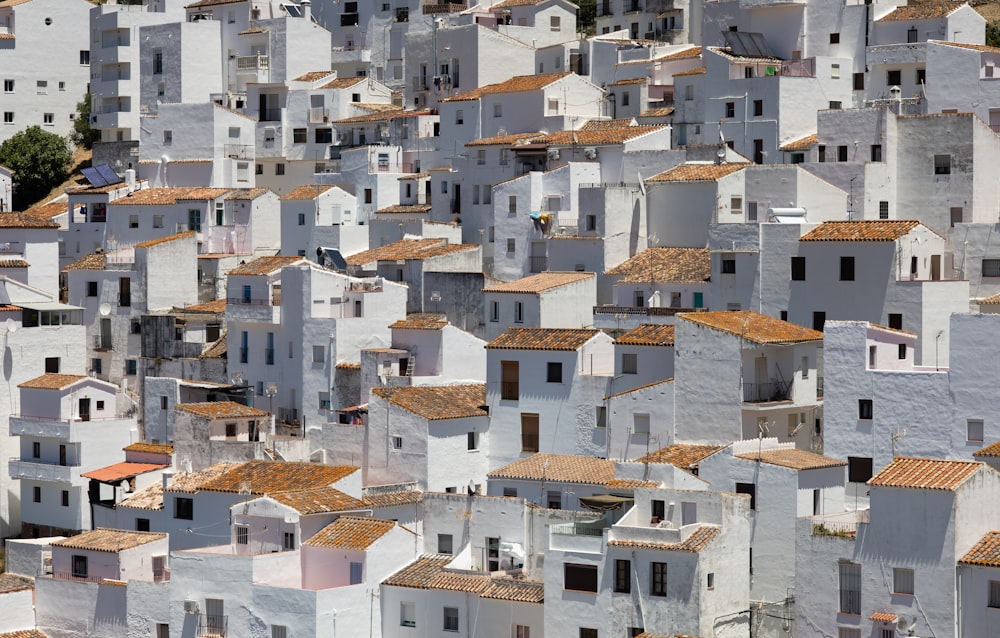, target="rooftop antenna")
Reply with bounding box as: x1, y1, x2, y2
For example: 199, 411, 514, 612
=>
890, 427, 906, 456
